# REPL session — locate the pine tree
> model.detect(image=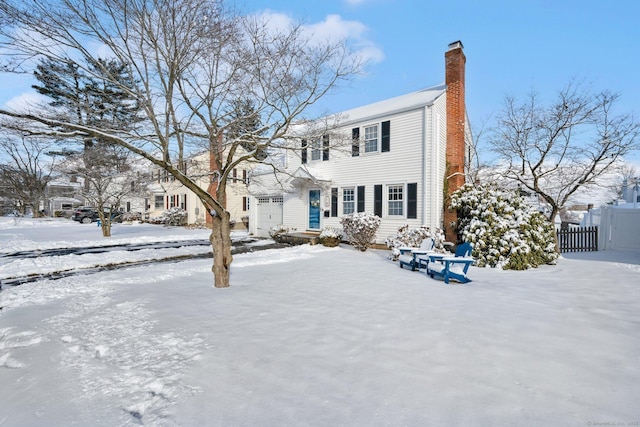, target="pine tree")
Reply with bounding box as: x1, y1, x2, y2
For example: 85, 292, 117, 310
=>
33, 57, 143, 236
